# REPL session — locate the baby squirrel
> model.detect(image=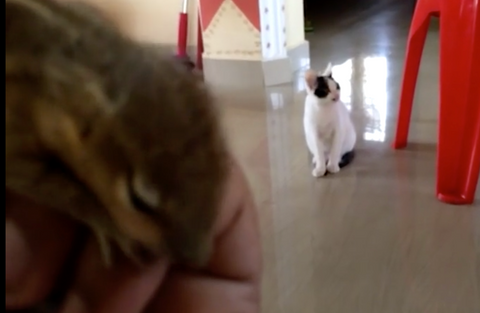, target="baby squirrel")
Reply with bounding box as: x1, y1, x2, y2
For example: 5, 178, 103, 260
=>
6, 0, 229, 267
